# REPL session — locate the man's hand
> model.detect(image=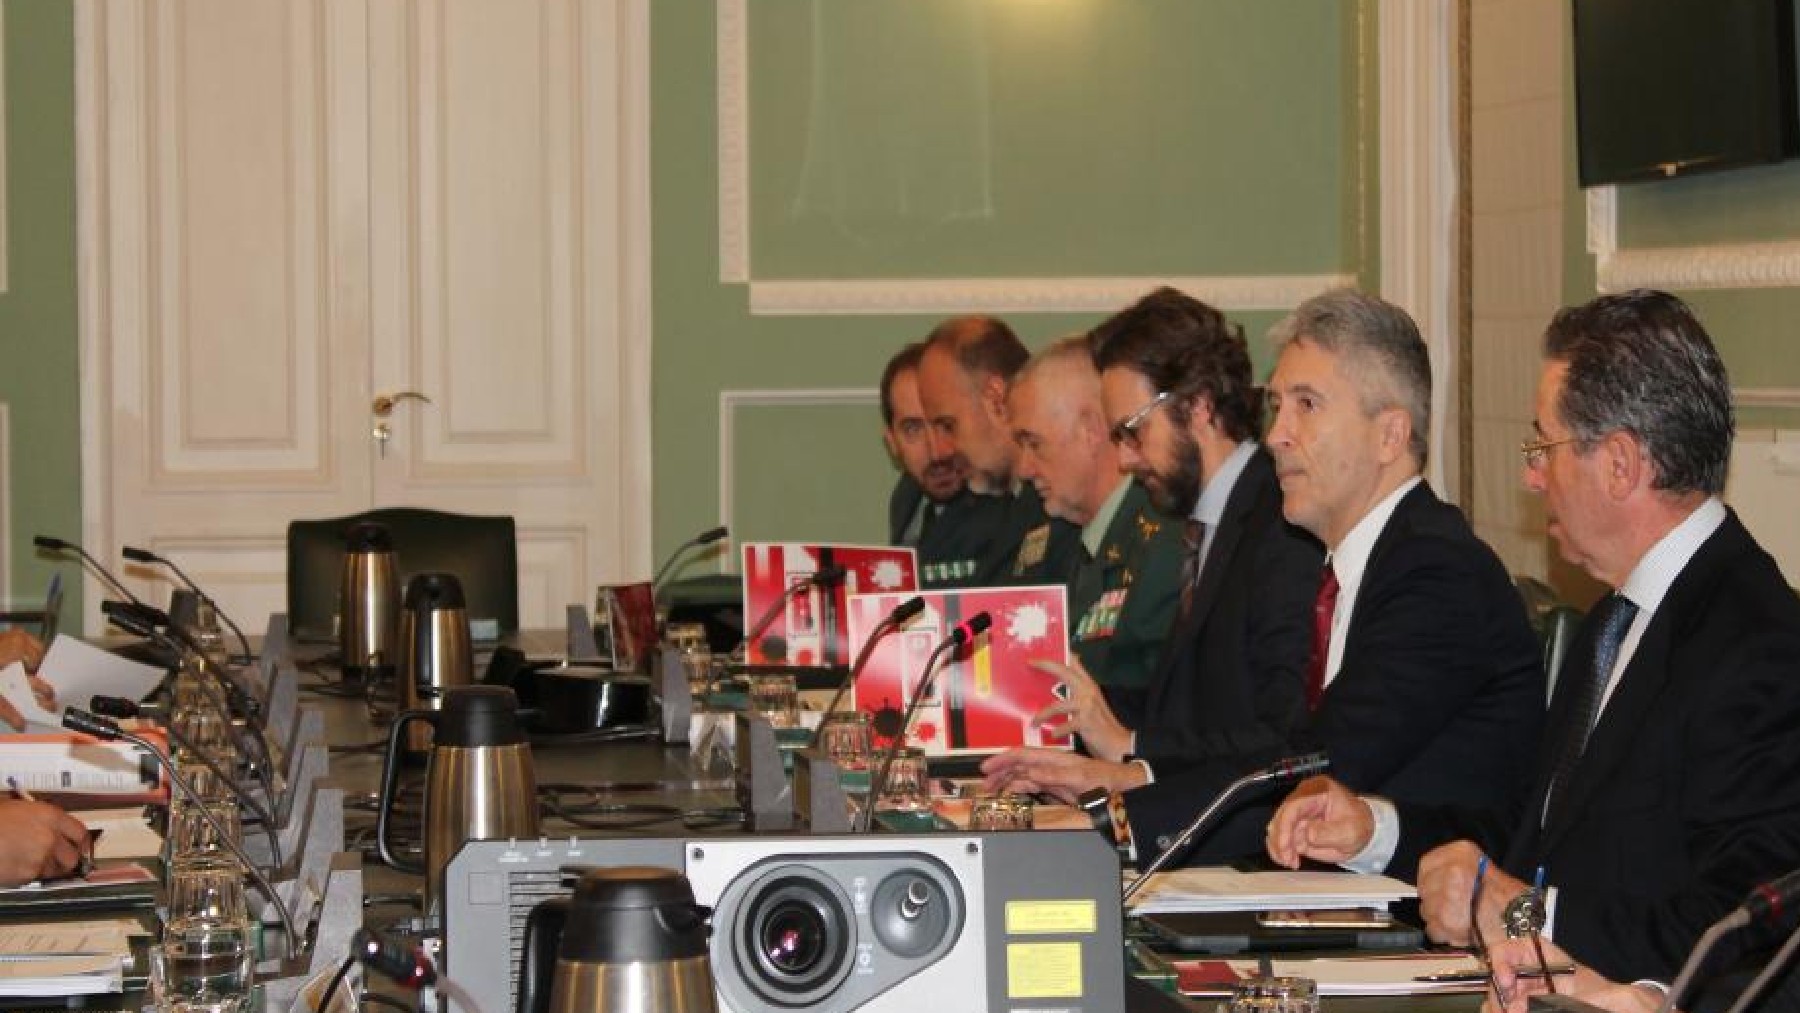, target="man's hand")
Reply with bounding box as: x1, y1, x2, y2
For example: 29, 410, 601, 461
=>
979, 746, 1147, 804
0, 629, 46, 671
1265, 775, 1375, 868
1480, 936, 1659, 1013
1416, 840, 1529, 946
0, 800, 90, 887
1027, 658, 1132, 761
